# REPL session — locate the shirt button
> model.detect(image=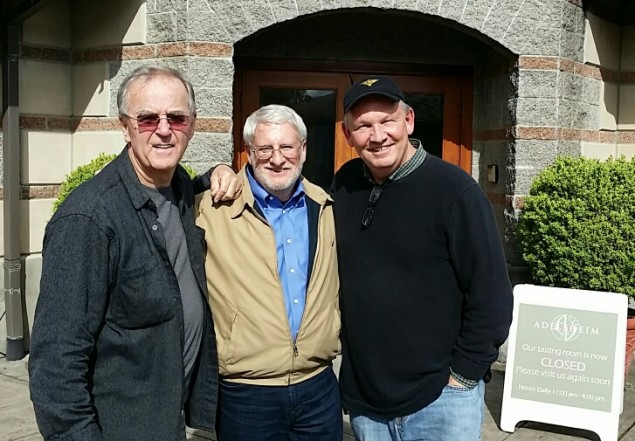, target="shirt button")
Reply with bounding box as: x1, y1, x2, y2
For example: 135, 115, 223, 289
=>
152, 225, 158, 231
286, 238, 292, 244
293, 299, 299, 304
282, 209, 286, 214
290, 268, 295, 273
